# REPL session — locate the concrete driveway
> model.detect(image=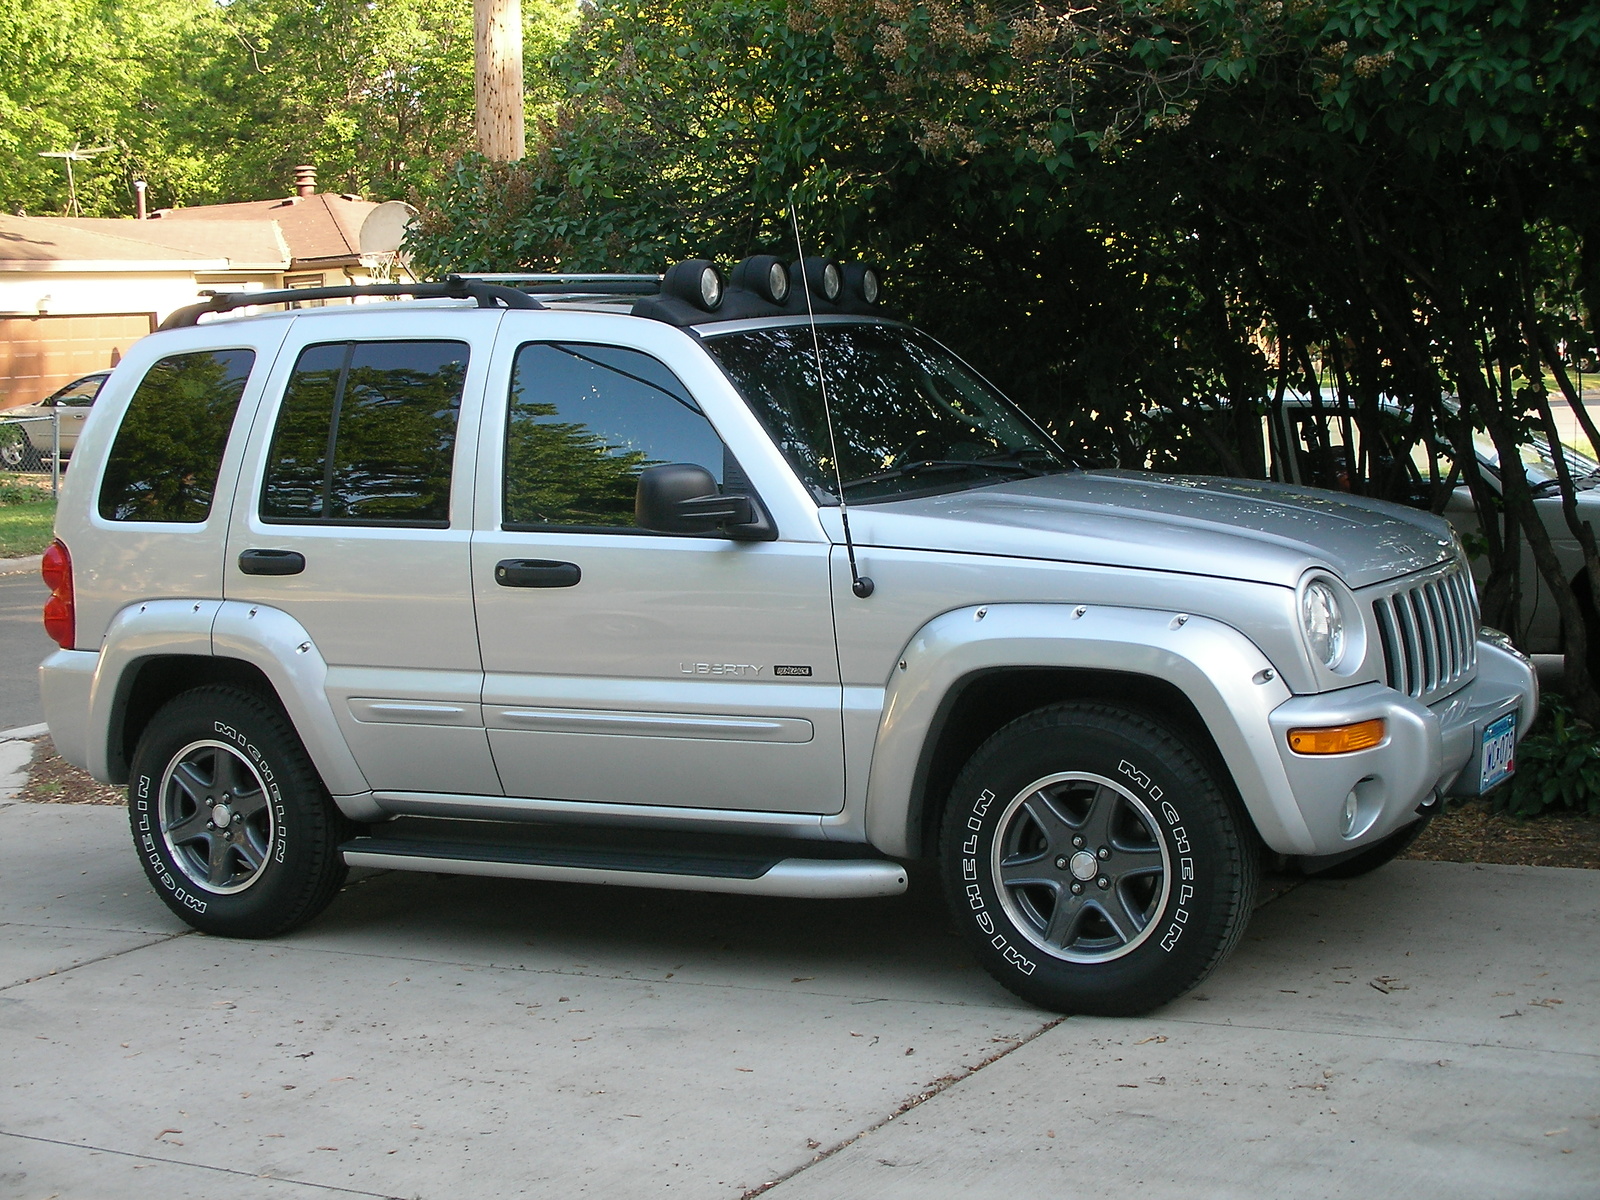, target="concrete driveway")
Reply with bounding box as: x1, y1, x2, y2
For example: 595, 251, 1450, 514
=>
1, 795, 1595, 1200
